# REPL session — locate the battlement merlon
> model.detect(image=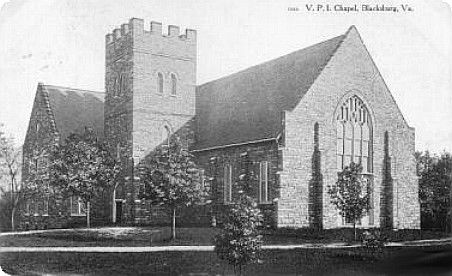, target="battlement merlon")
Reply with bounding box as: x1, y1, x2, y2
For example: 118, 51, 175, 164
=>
150, 21, 162, 34
105, 18, 197, 45
168, 25, 180, 37
121, 23, 129, 35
